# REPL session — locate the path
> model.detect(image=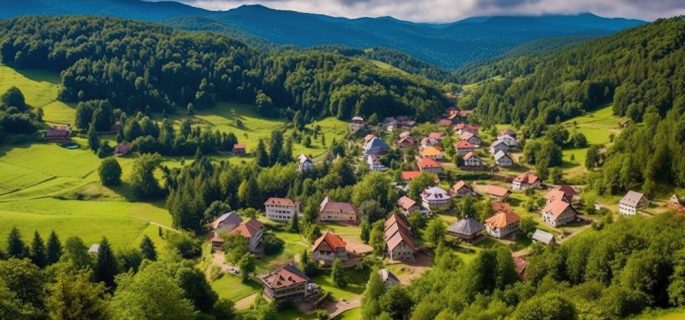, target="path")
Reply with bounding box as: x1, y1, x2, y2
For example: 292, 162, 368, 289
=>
327, 297, 362, 319
235, 293, 258, 310
148, 221, 180, 233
